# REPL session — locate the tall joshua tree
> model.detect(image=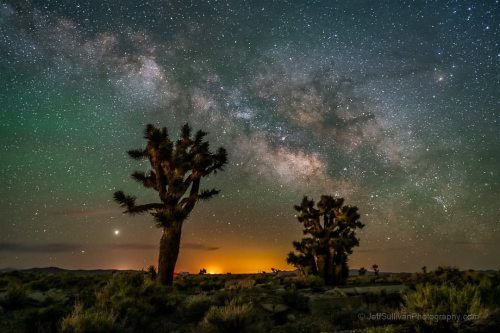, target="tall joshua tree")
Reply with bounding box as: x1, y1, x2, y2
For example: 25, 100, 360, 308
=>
114, 124, 227, 285
287, 195, 364, 285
